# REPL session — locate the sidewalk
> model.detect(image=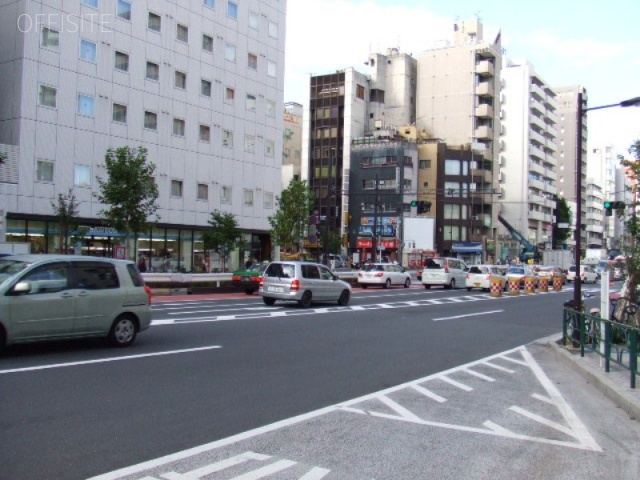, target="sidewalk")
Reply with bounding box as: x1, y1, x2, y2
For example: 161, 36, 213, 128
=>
546, 336, 640, 421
